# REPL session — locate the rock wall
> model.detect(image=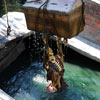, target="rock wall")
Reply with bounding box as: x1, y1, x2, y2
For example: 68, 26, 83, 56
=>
79, 0, 100, 45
